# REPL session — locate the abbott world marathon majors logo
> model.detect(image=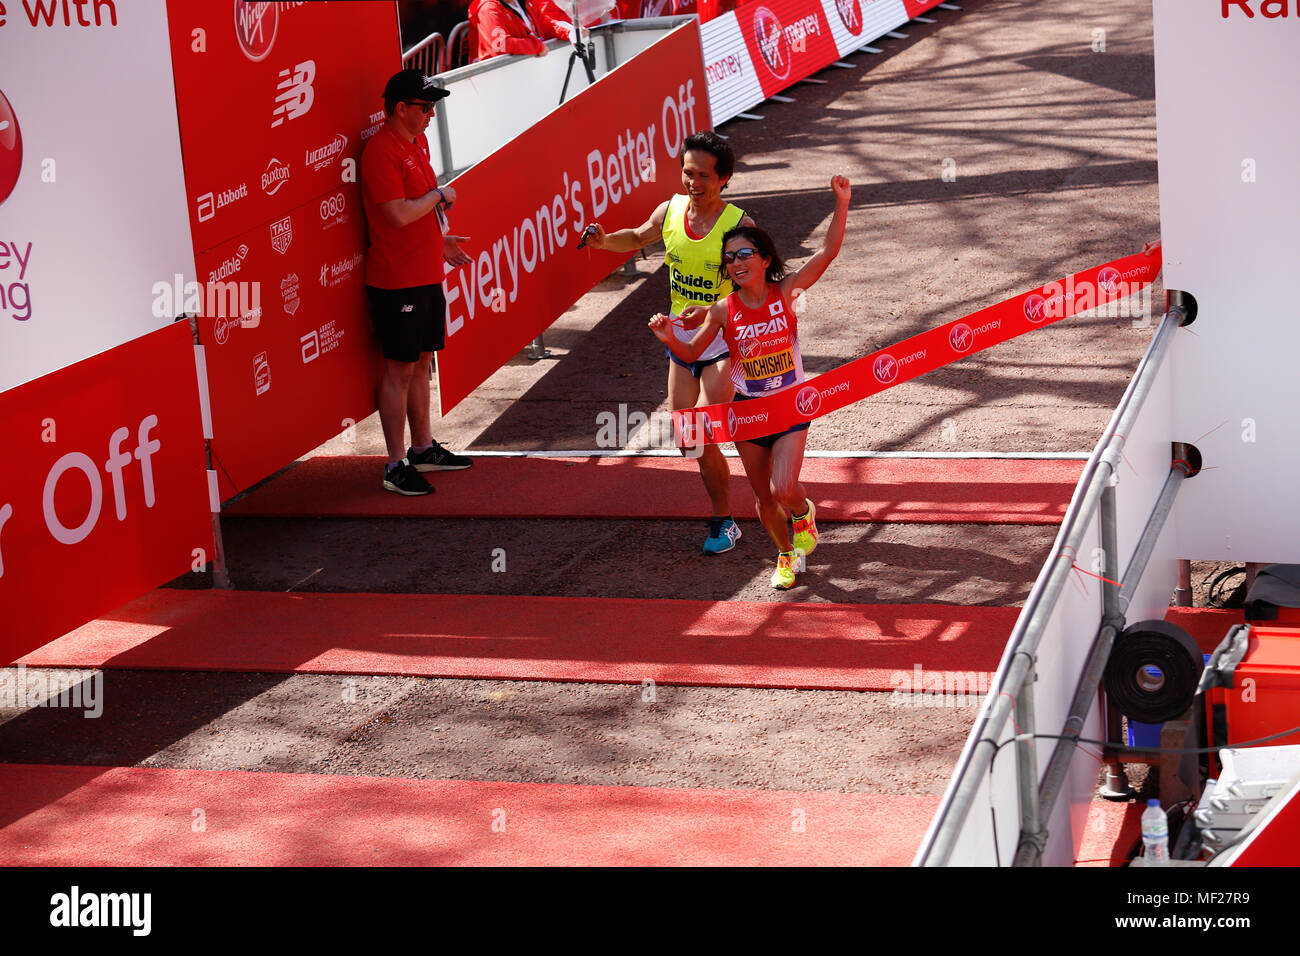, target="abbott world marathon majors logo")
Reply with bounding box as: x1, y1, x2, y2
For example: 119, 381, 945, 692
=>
235, 0, 279, 62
